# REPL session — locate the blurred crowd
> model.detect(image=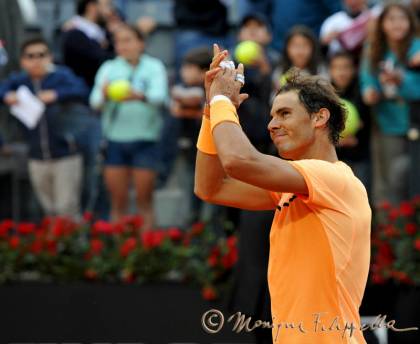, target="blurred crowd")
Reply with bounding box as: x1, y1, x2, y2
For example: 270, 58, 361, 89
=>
0, 0, 419, 229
